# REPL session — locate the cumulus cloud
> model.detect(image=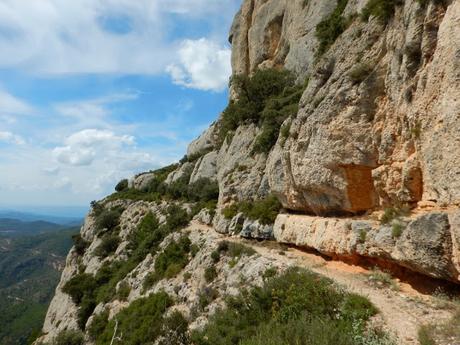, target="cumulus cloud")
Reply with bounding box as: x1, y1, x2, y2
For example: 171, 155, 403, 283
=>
53, 129, 134, 166
0, 0, 238, 88
167, 38, 231, 91
0, 131, 25, 145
